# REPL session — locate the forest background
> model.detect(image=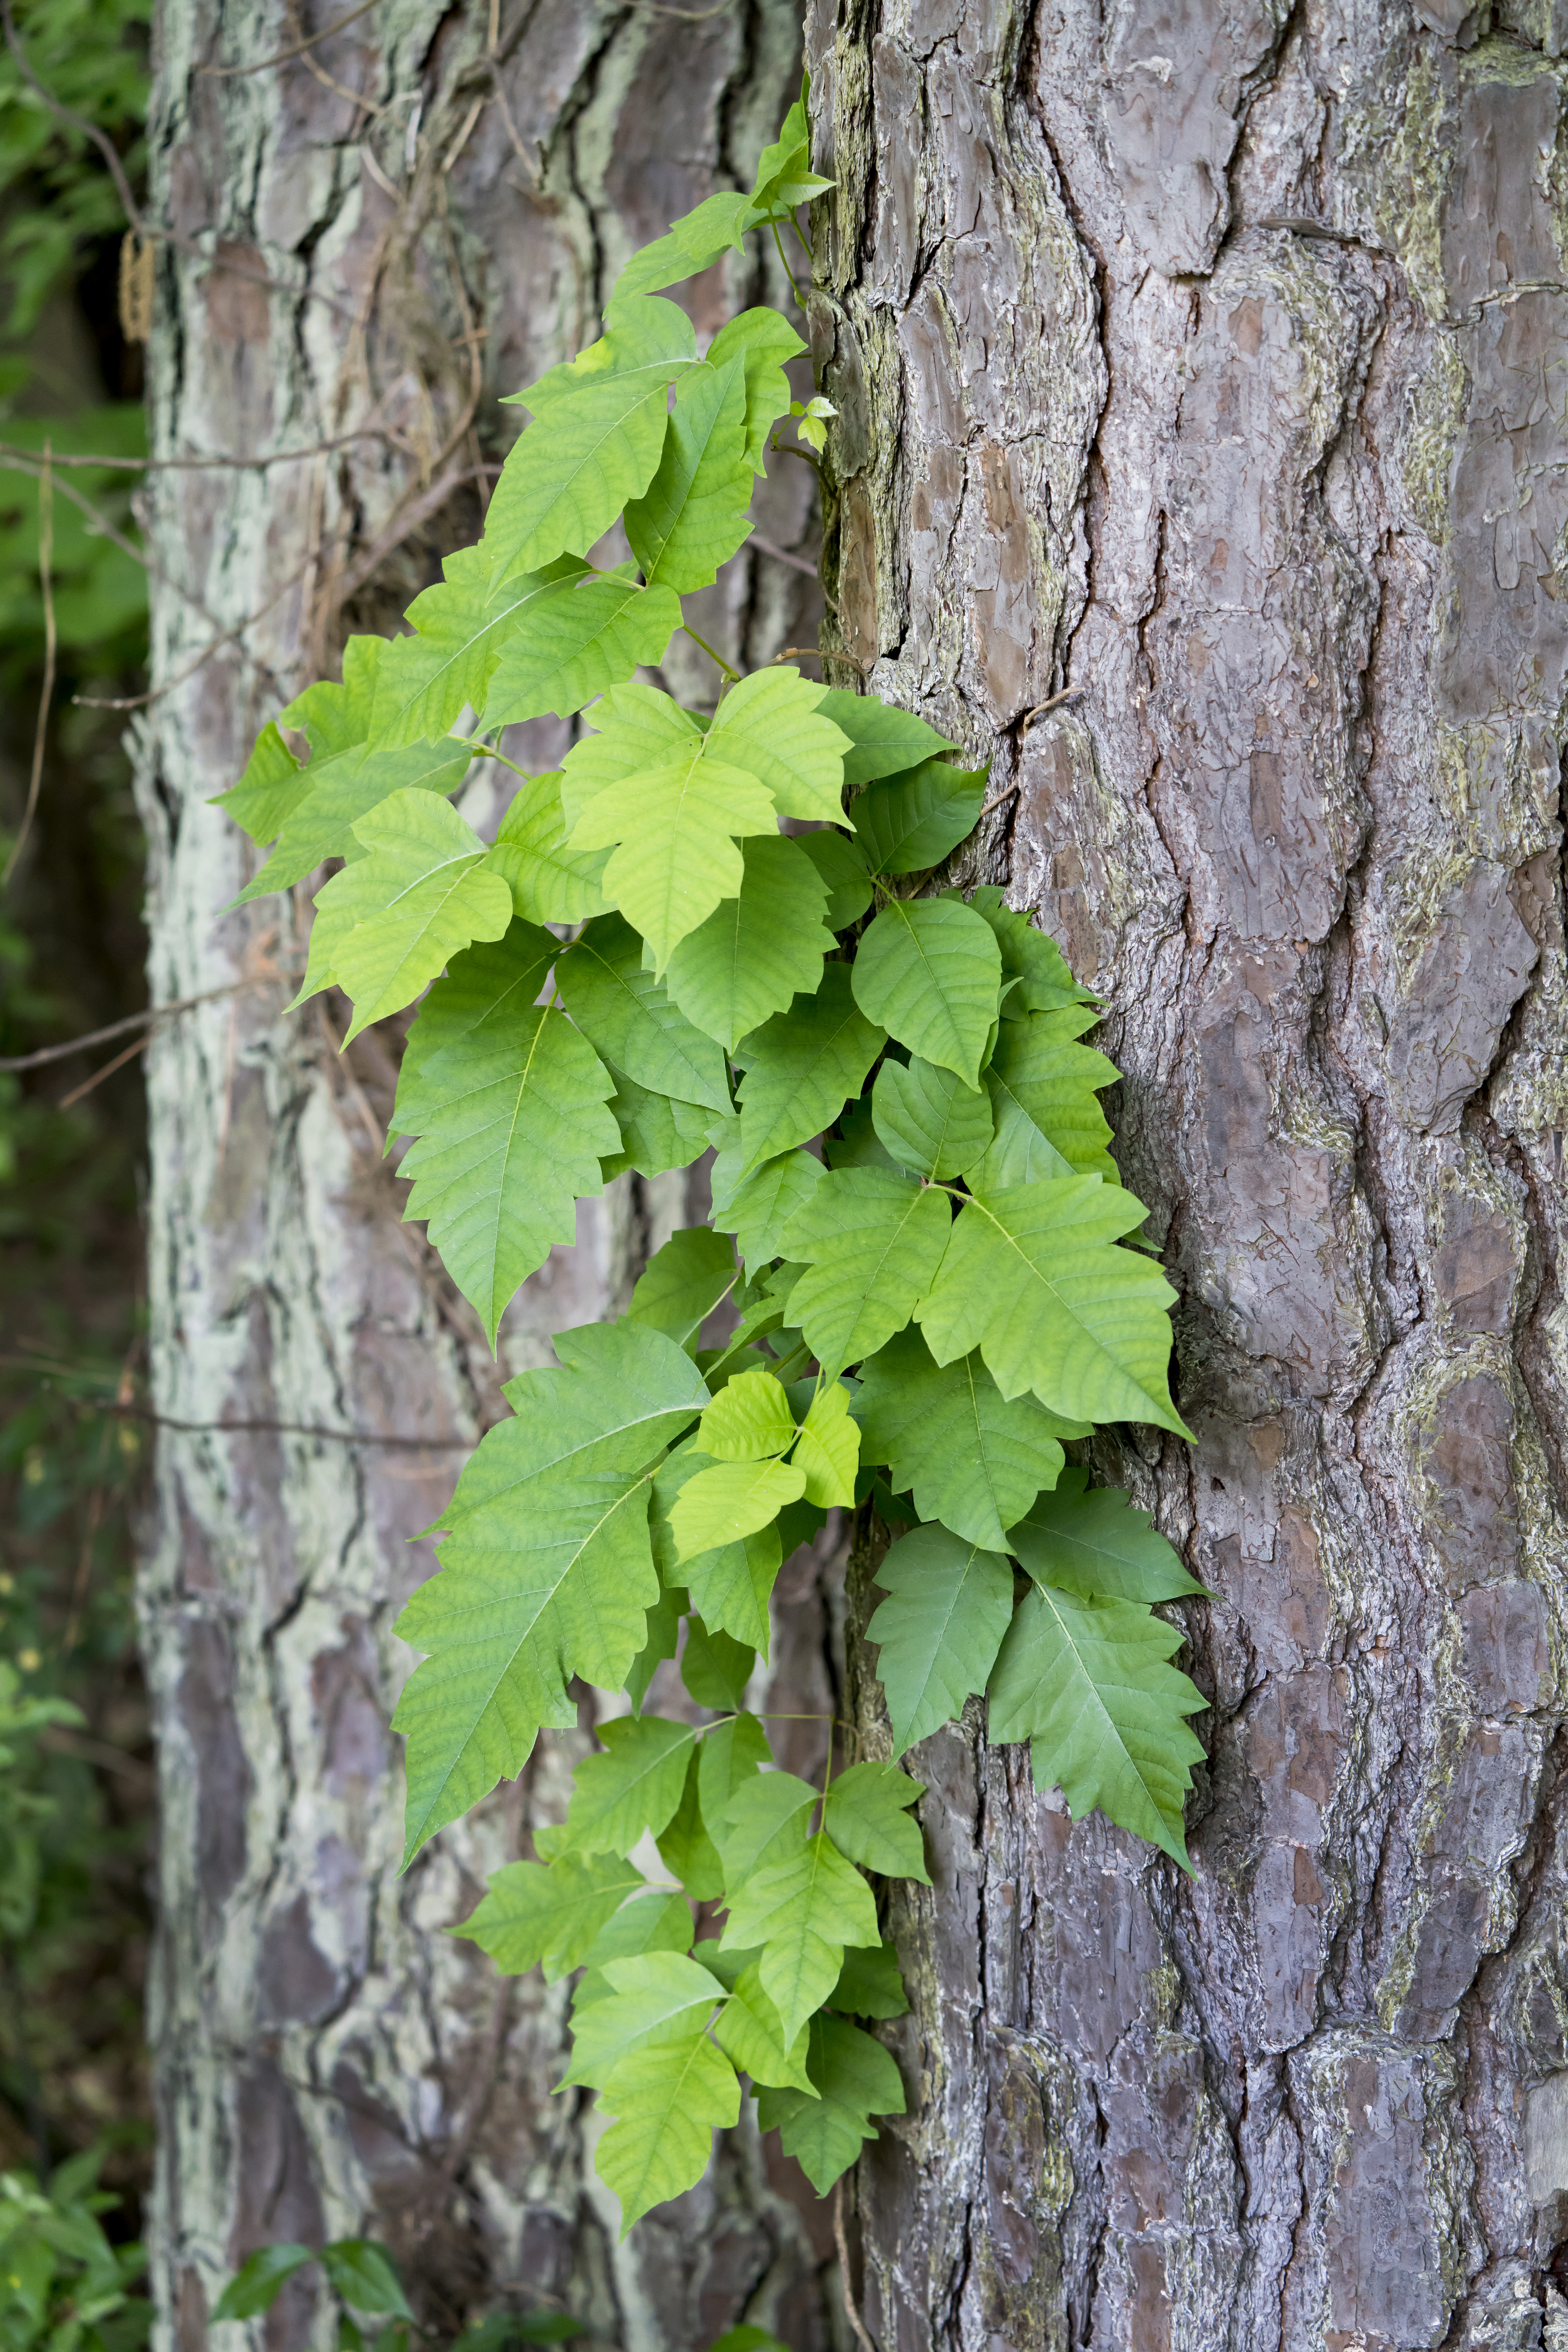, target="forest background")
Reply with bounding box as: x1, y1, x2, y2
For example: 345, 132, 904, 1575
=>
3, 0, 193, 2323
